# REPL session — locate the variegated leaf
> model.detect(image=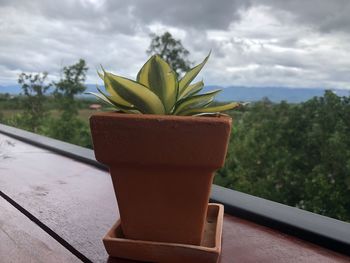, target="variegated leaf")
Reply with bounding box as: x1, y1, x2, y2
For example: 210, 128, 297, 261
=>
178, 102, 240, 116
98, 69, 133, 108
174, 89, 221, 115
179, 80, 204, 100
137, 55, 177, 113
105, 72, 165, 114
178, 52, 210, 95
86, 92, 114, 106
88, 83, 140, 112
